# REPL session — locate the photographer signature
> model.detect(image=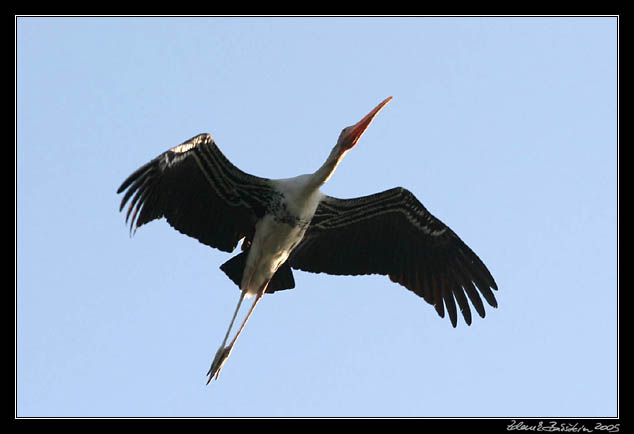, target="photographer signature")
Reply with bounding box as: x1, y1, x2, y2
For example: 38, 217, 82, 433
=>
507, 420, 619, 433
